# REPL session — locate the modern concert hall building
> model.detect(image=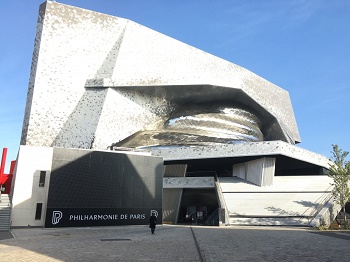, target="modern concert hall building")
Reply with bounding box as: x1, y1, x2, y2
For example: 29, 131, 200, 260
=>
7, 1, 339, 229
